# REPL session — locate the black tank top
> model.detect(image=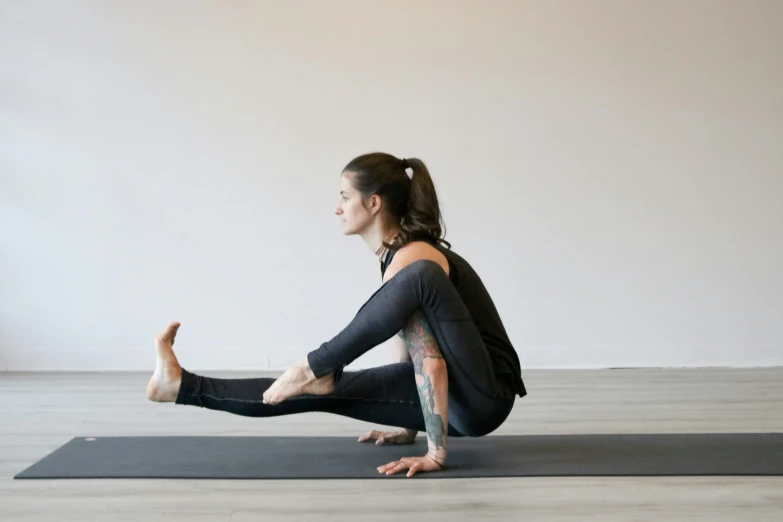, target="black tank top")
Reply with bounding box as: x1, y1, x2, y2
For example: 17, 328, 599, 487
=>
380, 239, 527, 398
